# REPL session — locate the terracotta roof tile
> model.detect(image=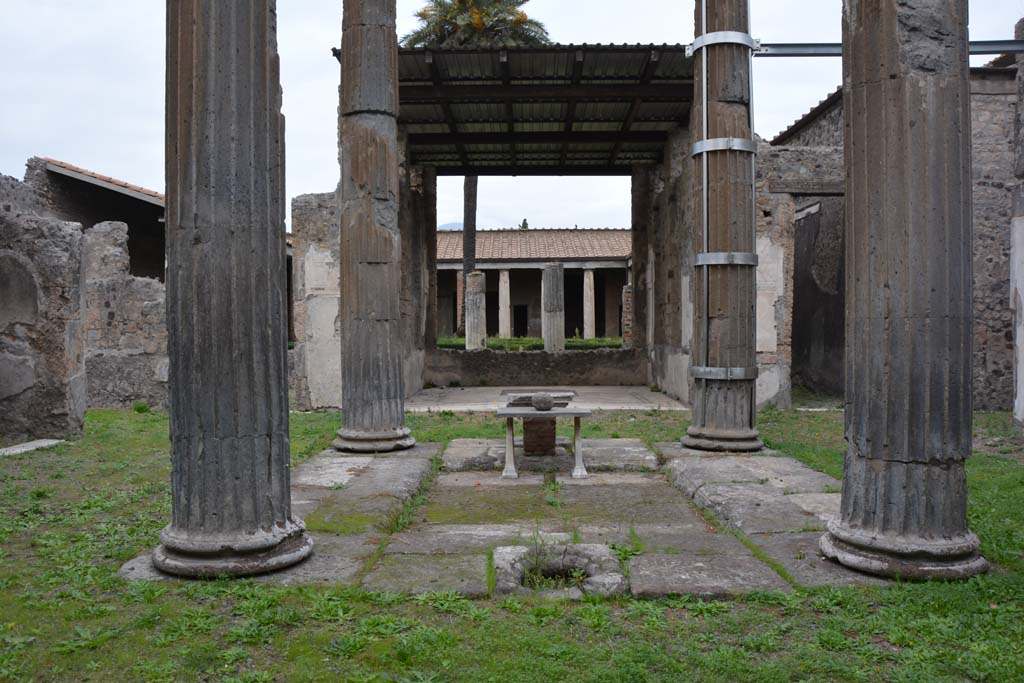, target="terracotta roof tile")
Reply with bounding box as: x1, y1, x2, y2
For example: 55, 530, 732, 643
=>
437, 229, 630, 262
40, 157, 165, 203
